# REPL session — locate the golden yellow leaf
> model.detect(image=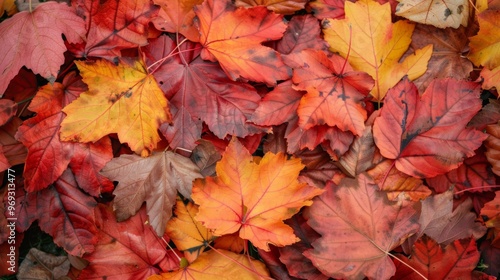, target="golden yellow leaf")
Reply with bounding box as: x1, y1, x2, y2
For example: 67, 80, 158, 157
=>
395, 0, 469, 29
166, 199, 216, 263
0, 0, 17, 17
60, 59, 171, 156
468, 10, 500, 69
149, 249, 270, 280
324, 0, 432, 101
